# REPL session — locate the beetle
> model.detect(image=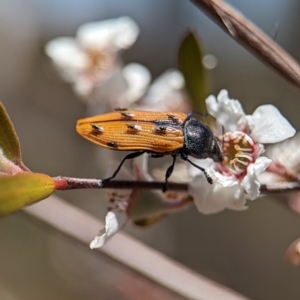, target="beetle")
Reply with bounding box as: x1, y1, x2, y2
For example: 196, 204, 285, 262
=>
76, 109, 223, 191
